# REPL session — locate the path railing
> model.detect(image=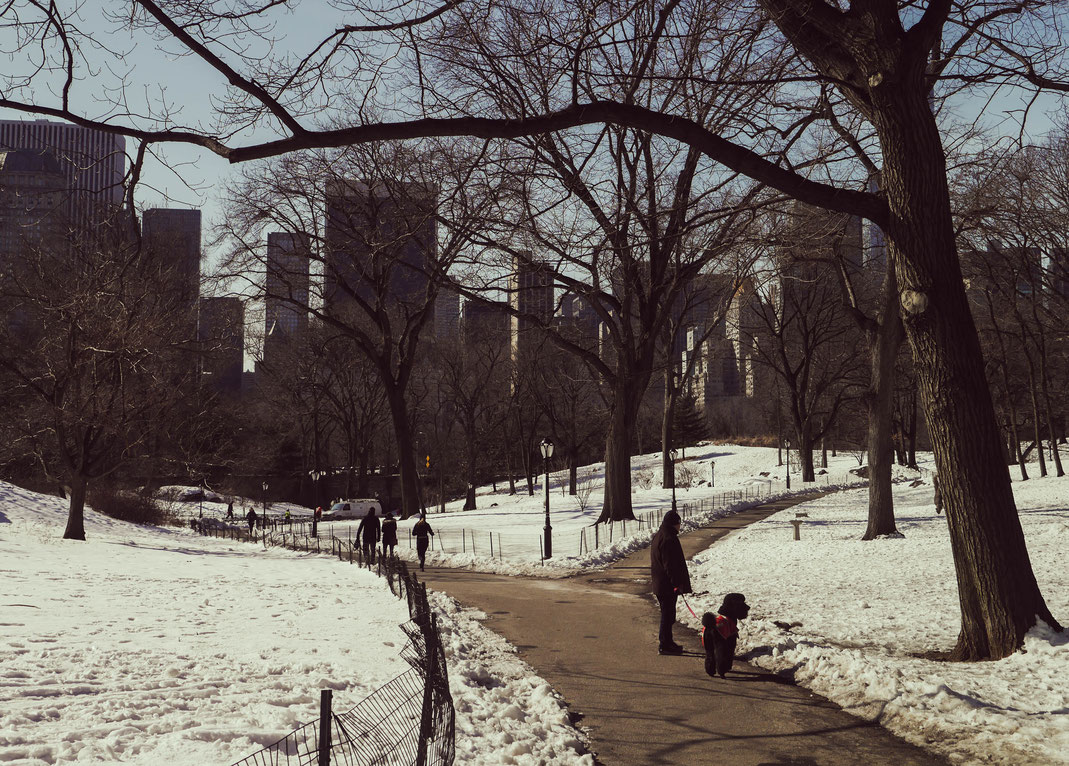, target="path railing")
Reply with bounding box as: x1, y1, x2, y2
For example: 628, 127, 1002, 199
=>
189, 524, 454, 766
